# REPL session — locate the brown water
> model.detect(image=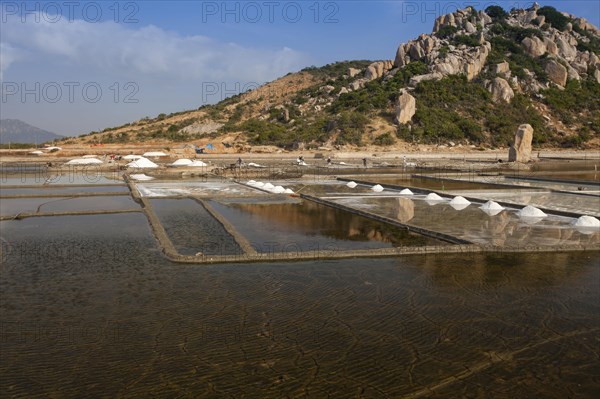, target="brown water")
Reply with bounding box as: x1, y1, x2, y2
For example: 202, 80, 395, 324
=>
208, 199, 443, 252
1, 214, 598, 398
